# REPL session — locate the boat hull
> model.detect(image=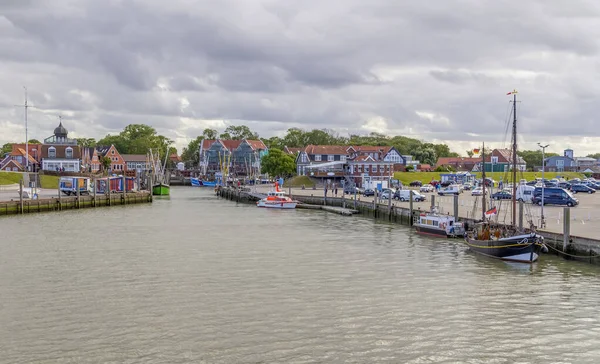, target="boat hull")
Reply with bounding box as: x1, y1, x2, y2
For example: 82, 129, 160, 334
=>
414, 224, 449, 238
191, 178, 216, 187
256, 200, 297, 209
152, 184, 170, 196
465, 234, 544, 263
